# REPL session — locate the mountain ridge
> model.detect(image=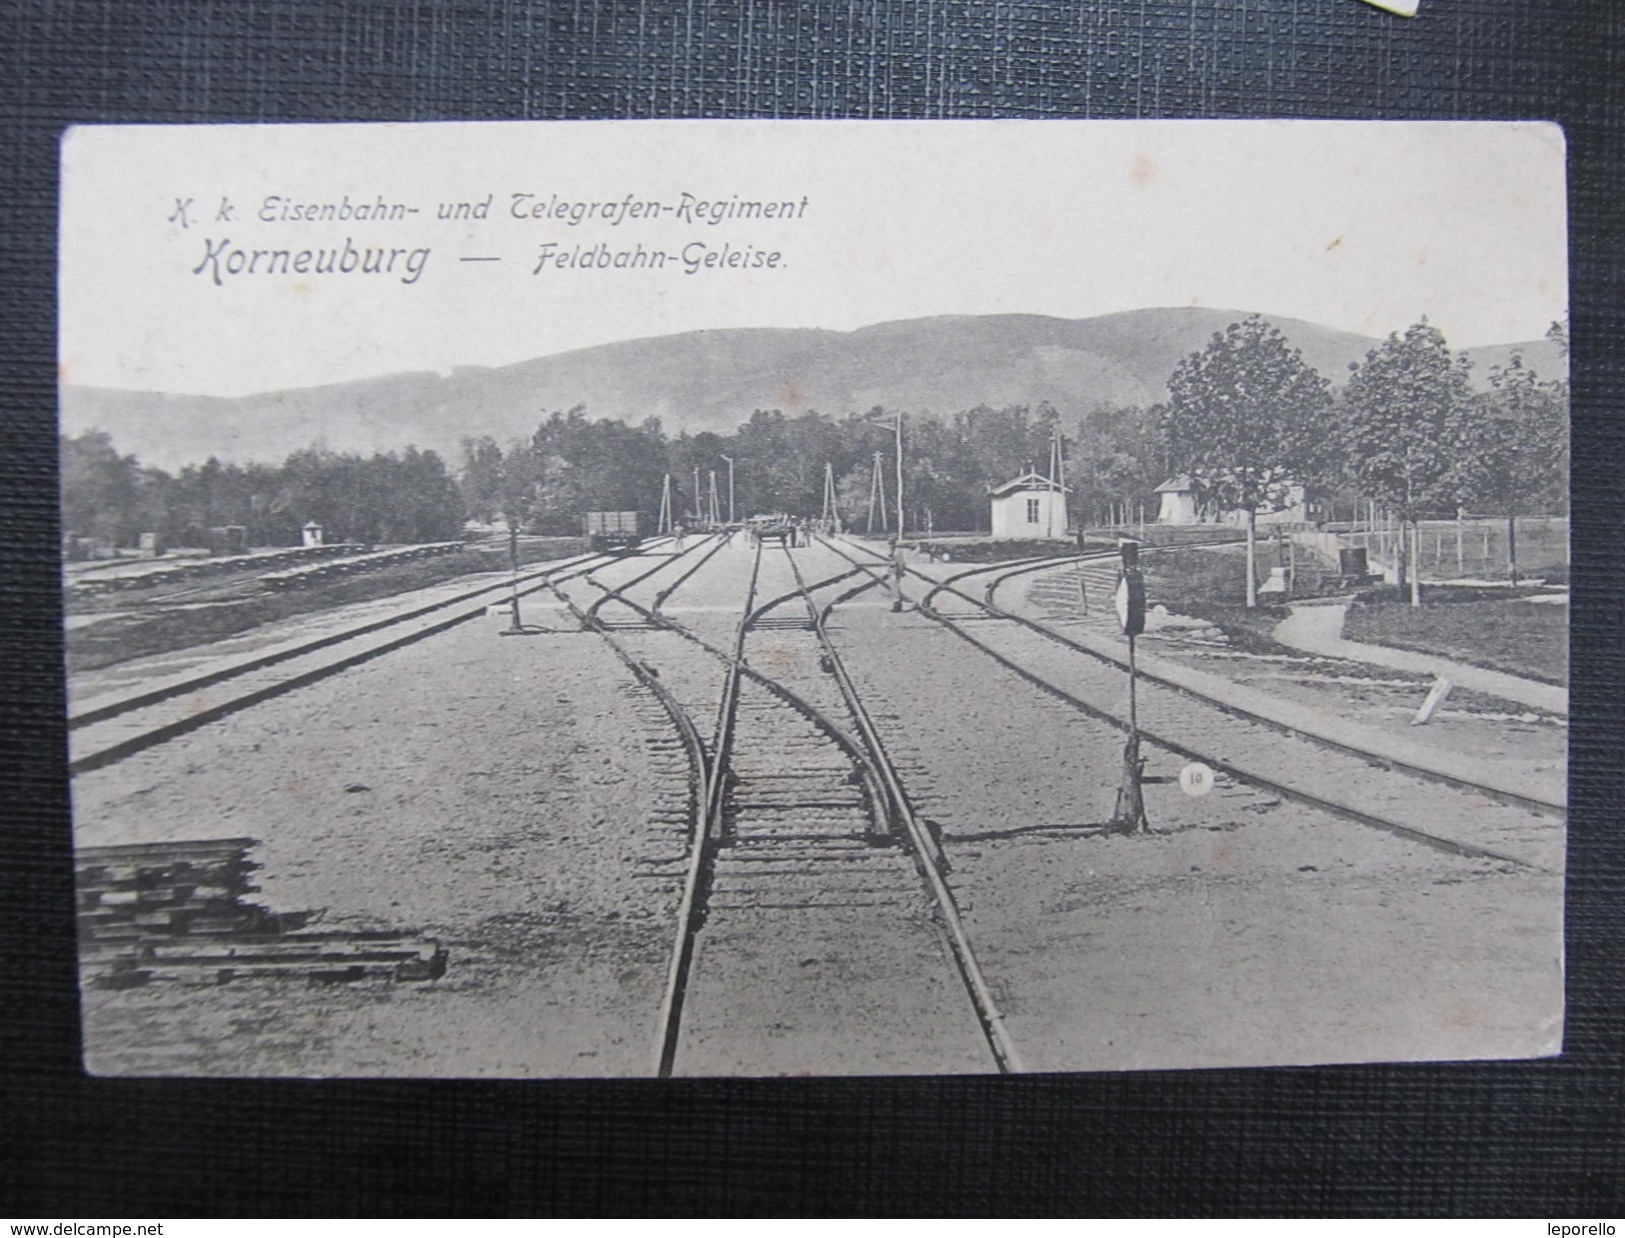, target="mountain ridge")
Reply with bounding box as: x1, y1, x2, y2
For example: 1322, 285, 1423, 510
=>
61, 308, 1563, 472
